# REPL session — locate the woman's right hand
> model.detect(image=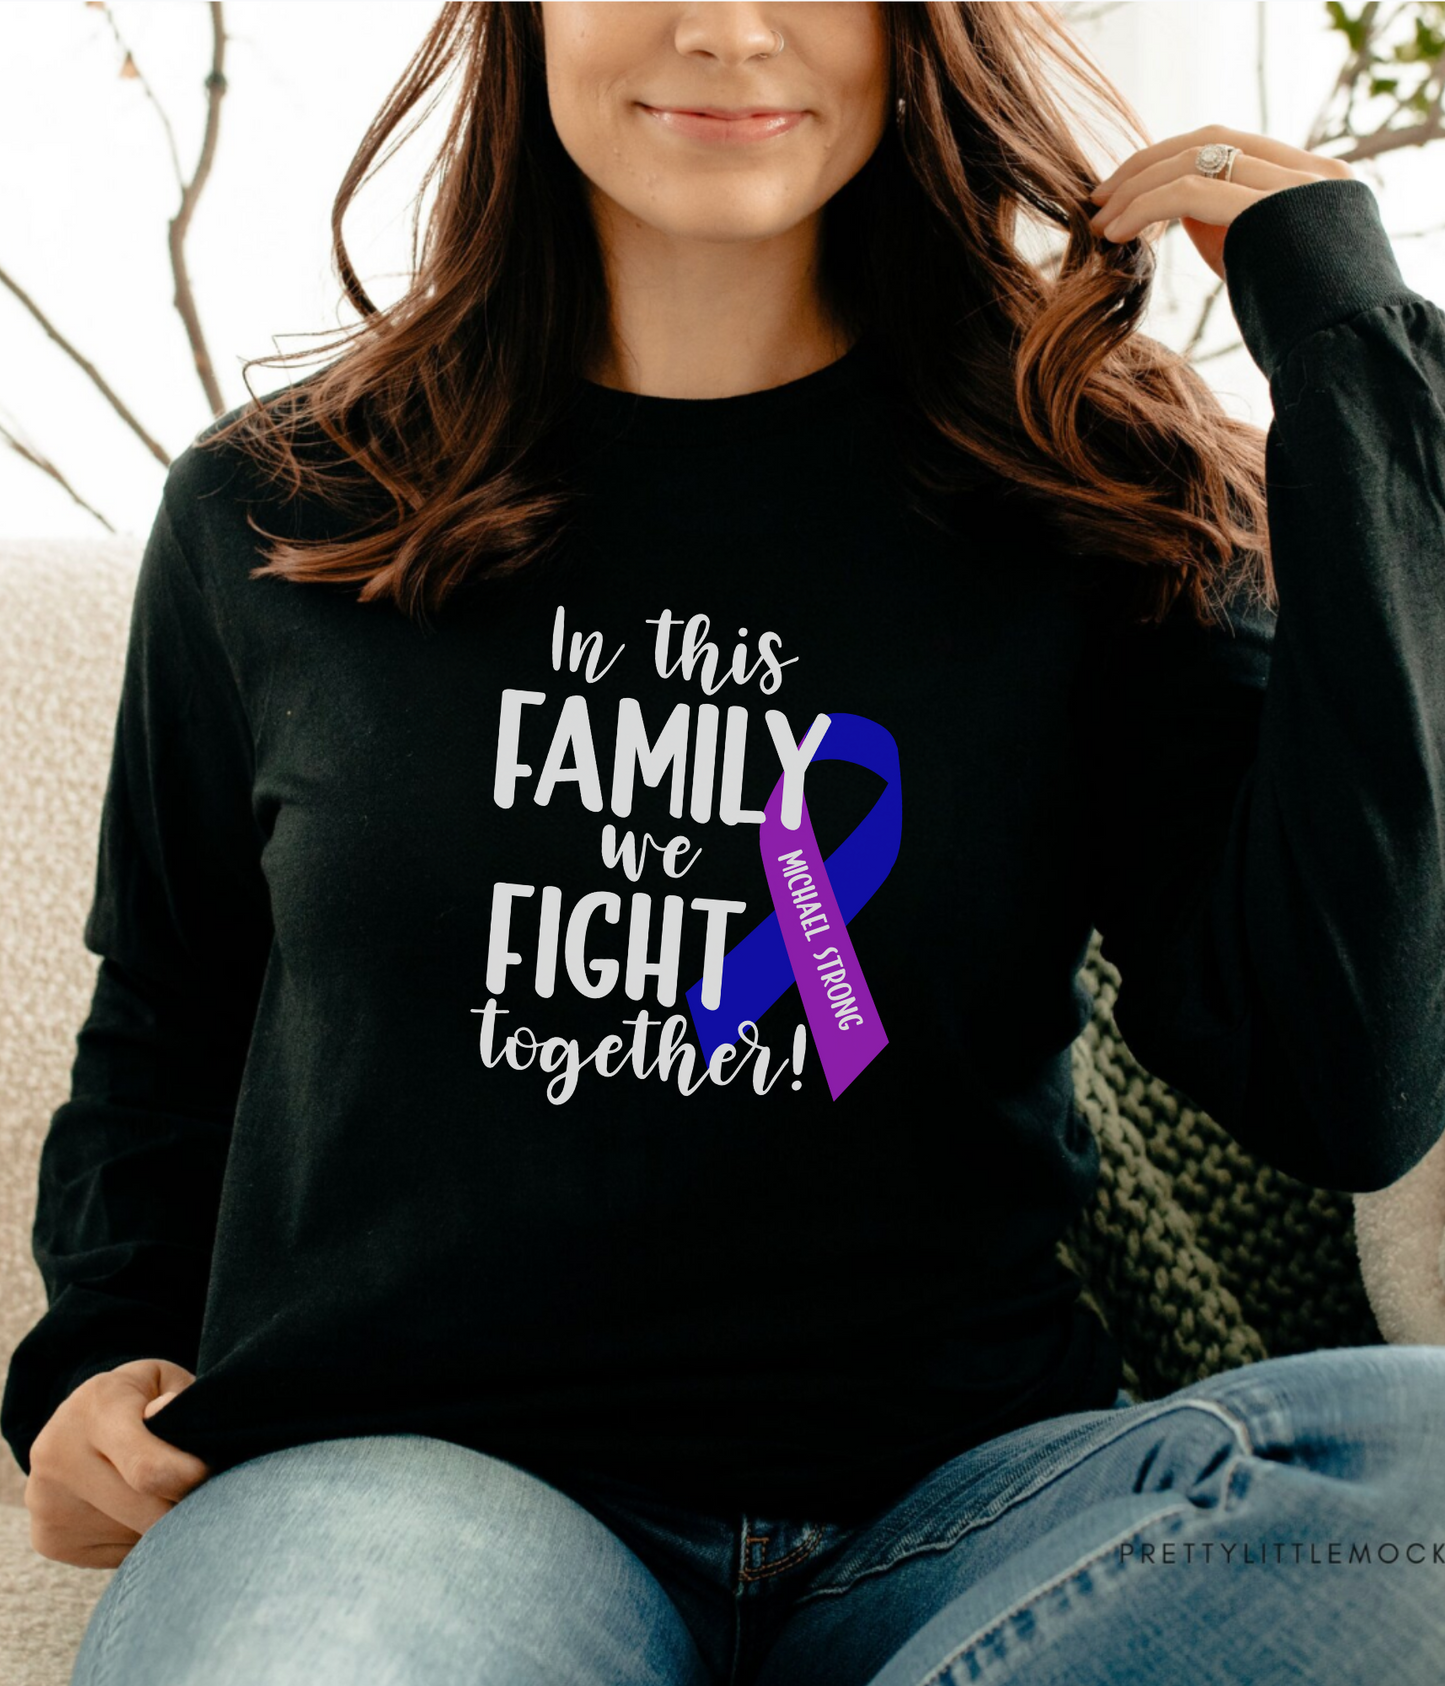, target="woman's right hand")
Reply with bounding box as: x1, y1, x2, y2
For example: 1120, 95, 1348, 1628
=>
24, 1357, 214, 1568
